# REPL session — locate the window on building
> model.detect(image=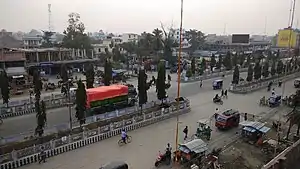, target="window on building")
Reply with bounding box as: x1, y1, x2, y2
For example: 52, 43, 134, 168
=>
98, 48, 101, 53
129, 35, 131, 38
177, 32, 179, 35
